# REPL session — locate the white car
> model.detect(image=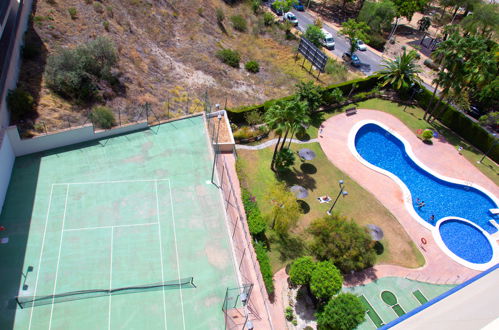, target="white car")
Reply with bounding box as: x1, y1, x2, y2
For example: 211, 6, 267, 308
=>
320, 29, 335, 49
356, 39, 367, 51
283, 12, 298, 26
